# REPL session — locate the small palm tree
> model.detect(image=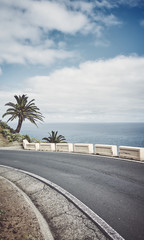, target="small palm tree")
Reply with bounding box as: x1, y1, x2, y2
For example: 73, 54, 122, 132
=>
2, 94, 44, 133
42, 131, 66, 143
